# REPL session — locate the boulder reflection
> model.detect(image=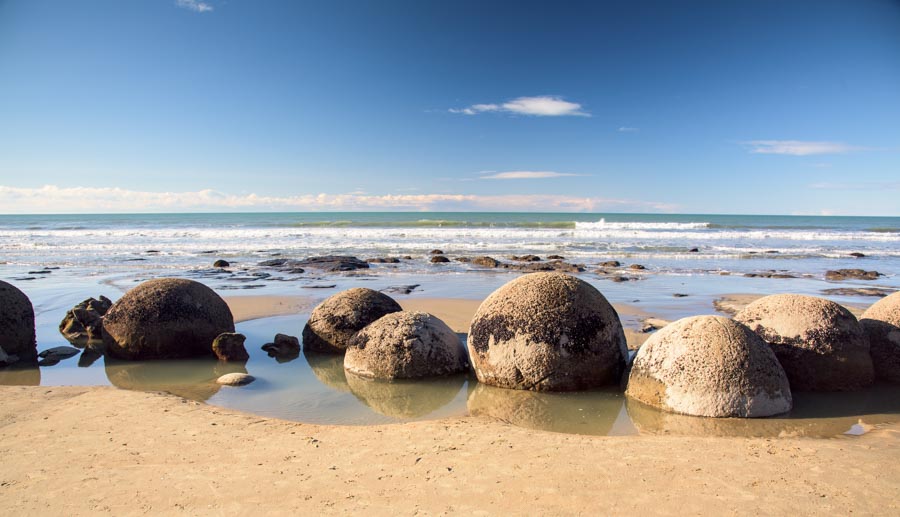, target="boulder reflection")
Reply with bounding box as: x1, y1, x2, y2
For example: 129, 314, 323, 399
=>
626, 383, 900, 438
303, 349, 351, 393
0, 365, 41, 386
345, 372, 466, 419
467, 383, 624, 435
105, 357, 248, 402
